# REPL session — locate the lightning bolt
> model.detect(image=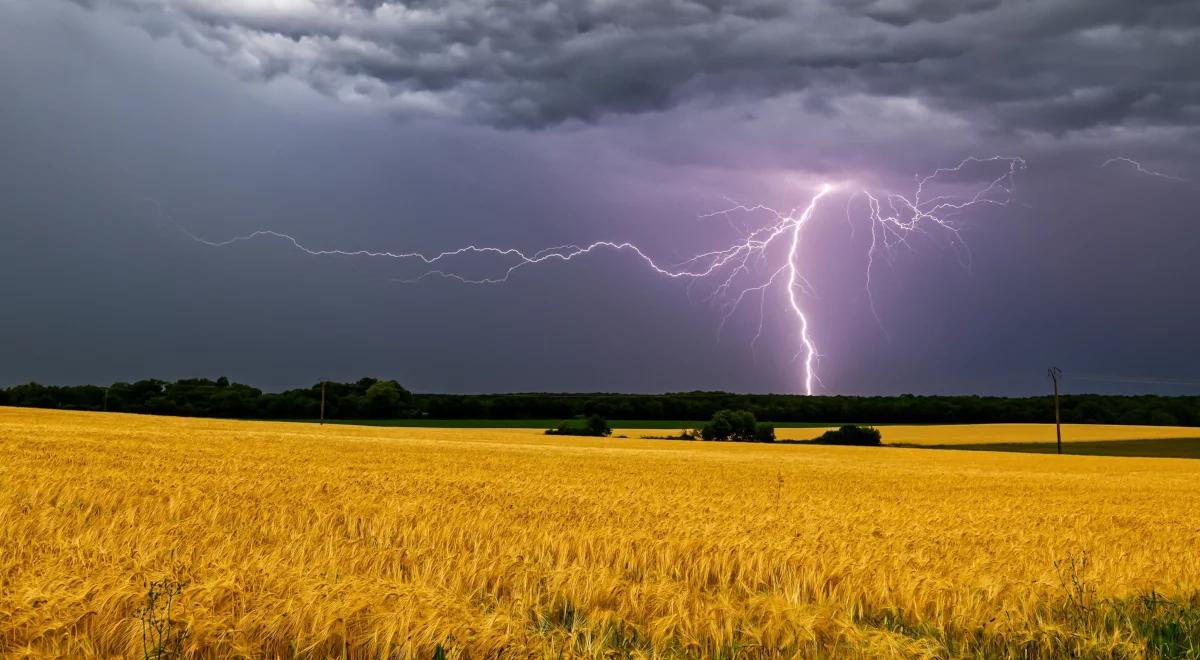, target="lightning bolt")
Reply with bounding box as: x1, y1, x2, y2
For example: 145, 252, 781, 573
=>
1101, 156, 1190, 183
179, 157, 1026, 394
858, 156, 1025, 328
